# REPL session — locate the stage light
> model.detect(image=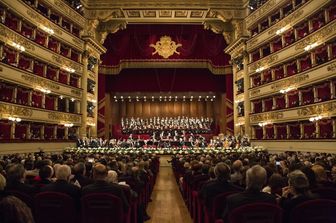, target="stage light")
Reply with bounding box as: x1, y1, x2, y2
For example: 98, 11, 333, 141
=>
59, 95, 63, 99
114, 96, 117, 99
120, 96, 123, 98
70, 98, 75, 102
